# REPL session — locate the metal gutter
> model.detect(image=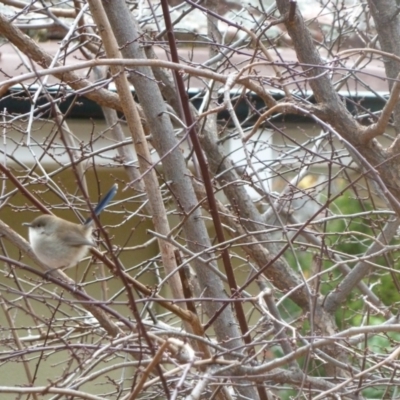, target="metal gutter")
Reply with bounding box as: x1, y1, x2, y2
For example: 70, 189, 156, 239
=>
0, 85, 388, 123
